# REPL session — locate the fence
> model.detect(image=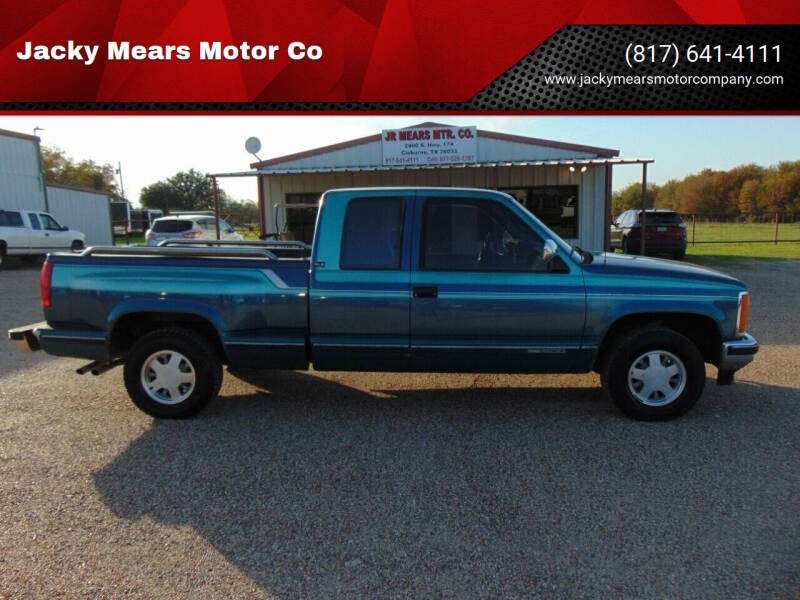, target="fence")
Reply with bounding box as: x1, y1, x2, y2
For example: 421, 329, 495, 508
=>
681, 213, 800, 245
